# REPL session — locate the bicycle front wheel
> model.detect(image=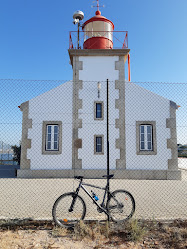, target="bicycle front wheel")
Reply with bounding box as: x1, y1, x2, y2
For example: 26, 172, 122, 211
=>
107, 190, 135, 222
52, 192, 86, 227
